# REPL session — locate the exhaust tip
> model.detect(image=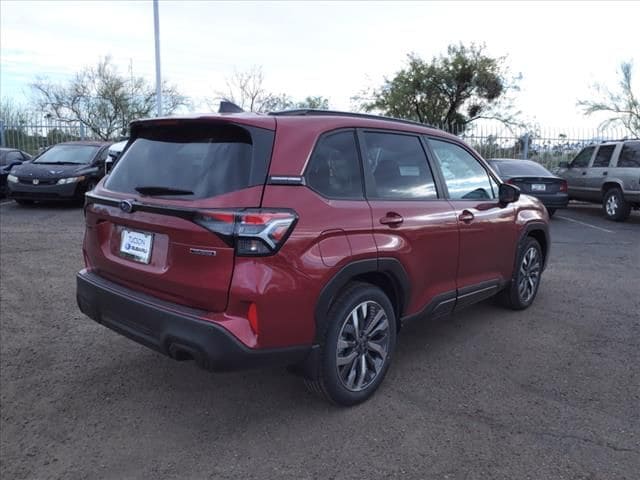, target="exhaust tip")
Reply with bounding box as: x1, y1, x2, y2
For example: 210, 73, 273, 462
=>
168, 343, 199, 362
